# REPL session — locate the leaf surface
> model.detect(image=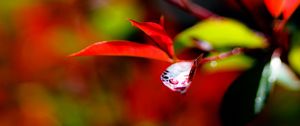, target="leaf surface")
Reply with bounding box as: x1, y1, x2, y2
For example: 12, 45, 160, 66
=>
264, 0, 300, 20
129, 19, 175, 57
264, 0, 285, 18
175, 18, 267, 50
289, 46, 300, 74
283, 0, 300, 20
70, 40, 172, 62
202, 54, 254, 72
